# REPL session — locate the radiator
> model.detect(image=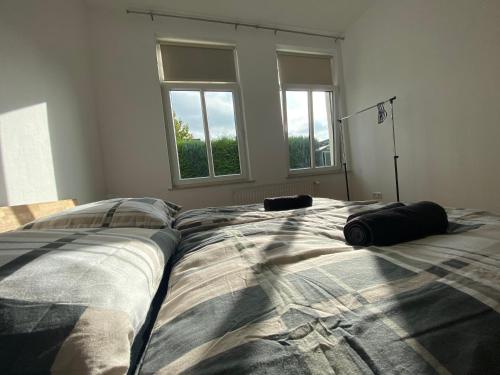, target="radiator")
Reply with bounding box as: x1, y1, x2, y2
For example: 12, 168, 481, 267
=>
232, 181, 317, 205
